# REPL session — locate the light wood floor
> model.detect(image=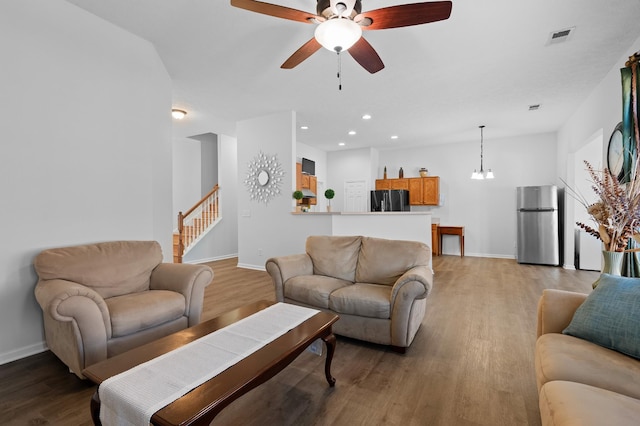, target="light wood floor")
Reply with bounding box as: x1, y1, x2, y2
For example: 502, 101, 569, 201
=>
0, 256, 598, 426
